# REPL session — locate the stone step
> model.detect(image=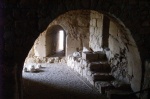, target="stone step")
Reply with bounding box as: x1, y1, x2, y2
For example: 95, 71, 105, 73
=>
88, 62, 111, 73
86, 70, 111, 77
95, 81, 115, 94
82, 52, 99, 62
92, 74, 115, 82
95, 82, 132, 94
93, 51, 107, 61
107, 89, 138, 99
114, 84, 132, 91
86, 74, 115, 85
82, 51, 107, 62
